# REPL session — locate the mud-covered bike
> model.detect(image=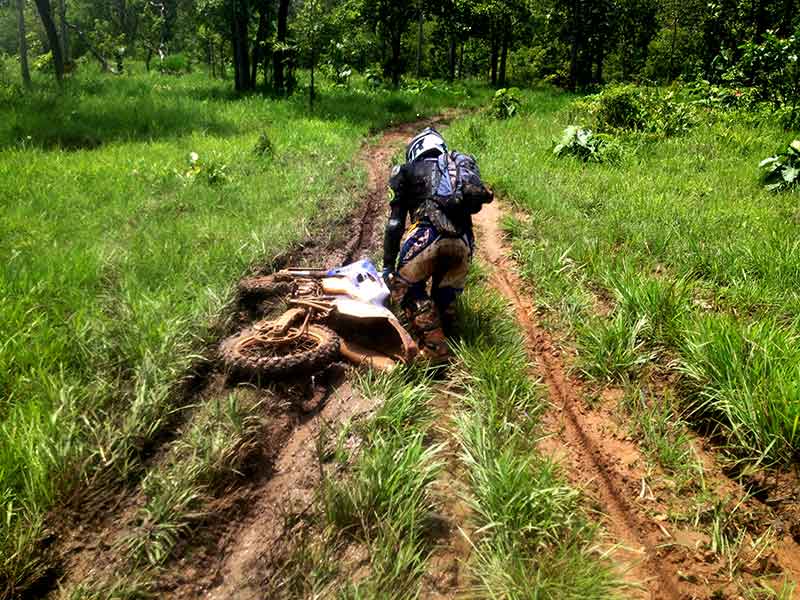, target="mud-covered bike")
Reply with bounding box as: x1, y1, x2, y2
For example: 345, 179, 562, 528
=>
220, 260, 417, 378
